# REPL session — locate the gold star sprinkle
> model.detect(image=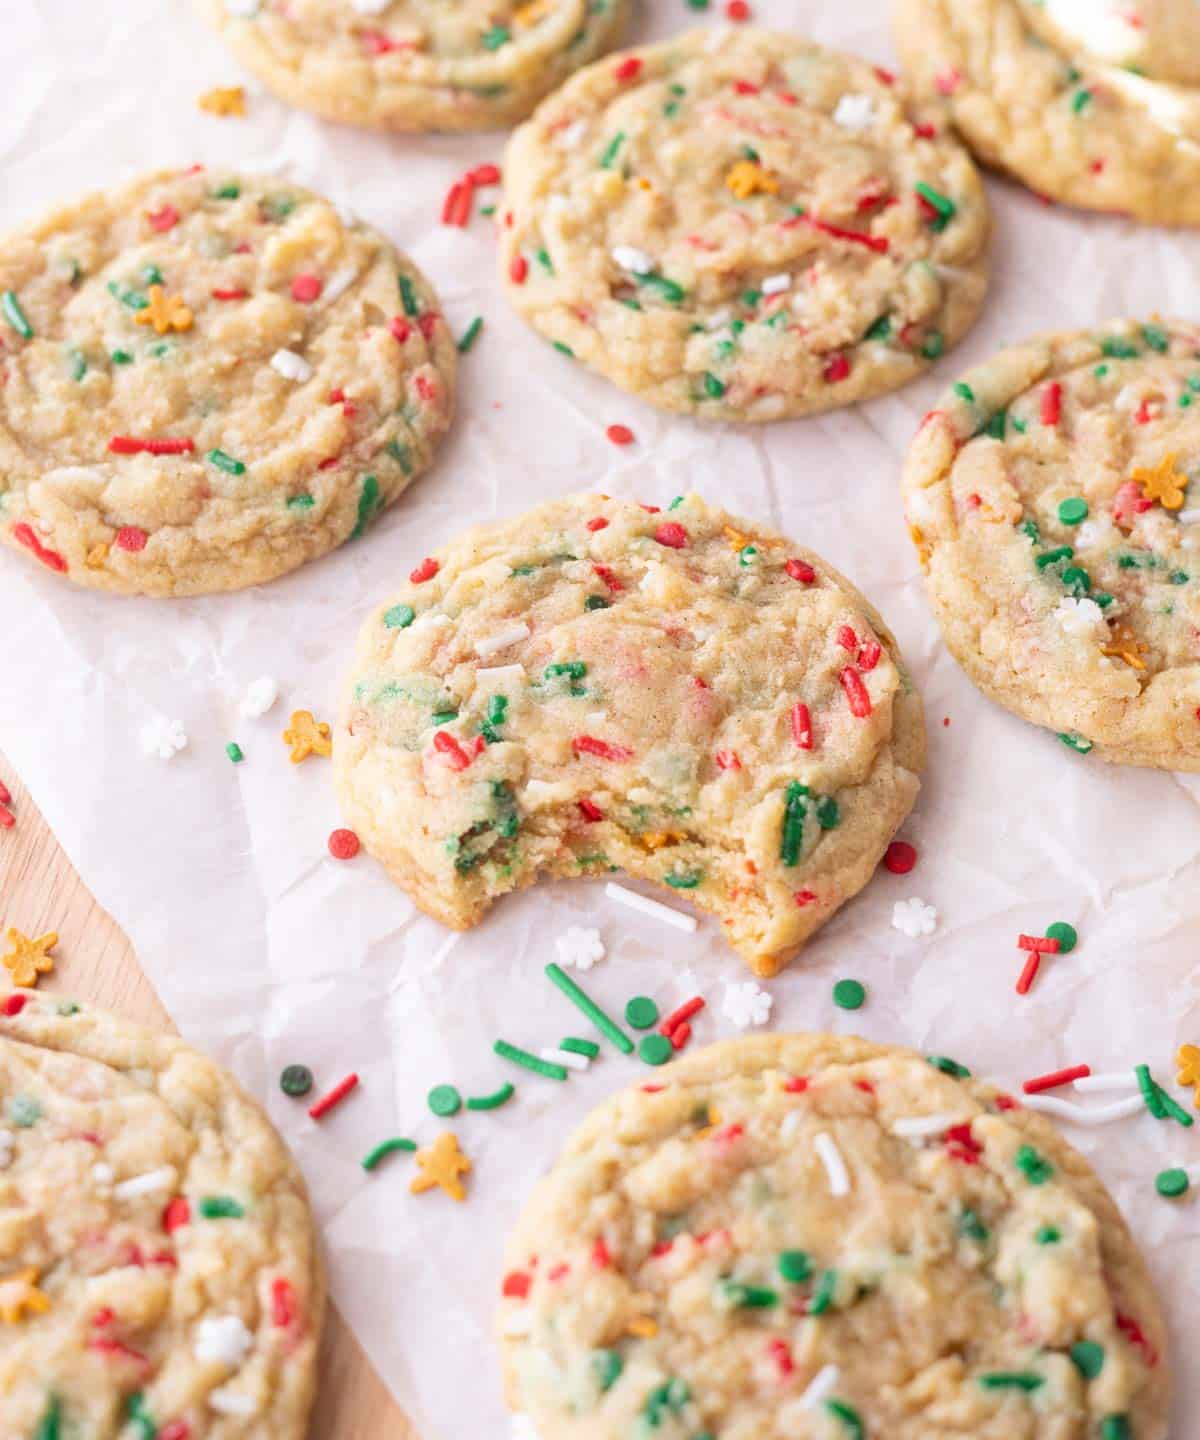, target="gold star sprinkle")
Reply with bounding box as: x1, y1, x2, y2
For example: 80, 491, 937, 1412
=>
135, 285, 193, 337
1132, 452, 1190, 511
0, 1267, 50, 1324
410, 1132, 471, 1202
725, 160, 779, 200
2, 928, 57, 988
198, 85, 247, 117
282, 710, 332, 764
